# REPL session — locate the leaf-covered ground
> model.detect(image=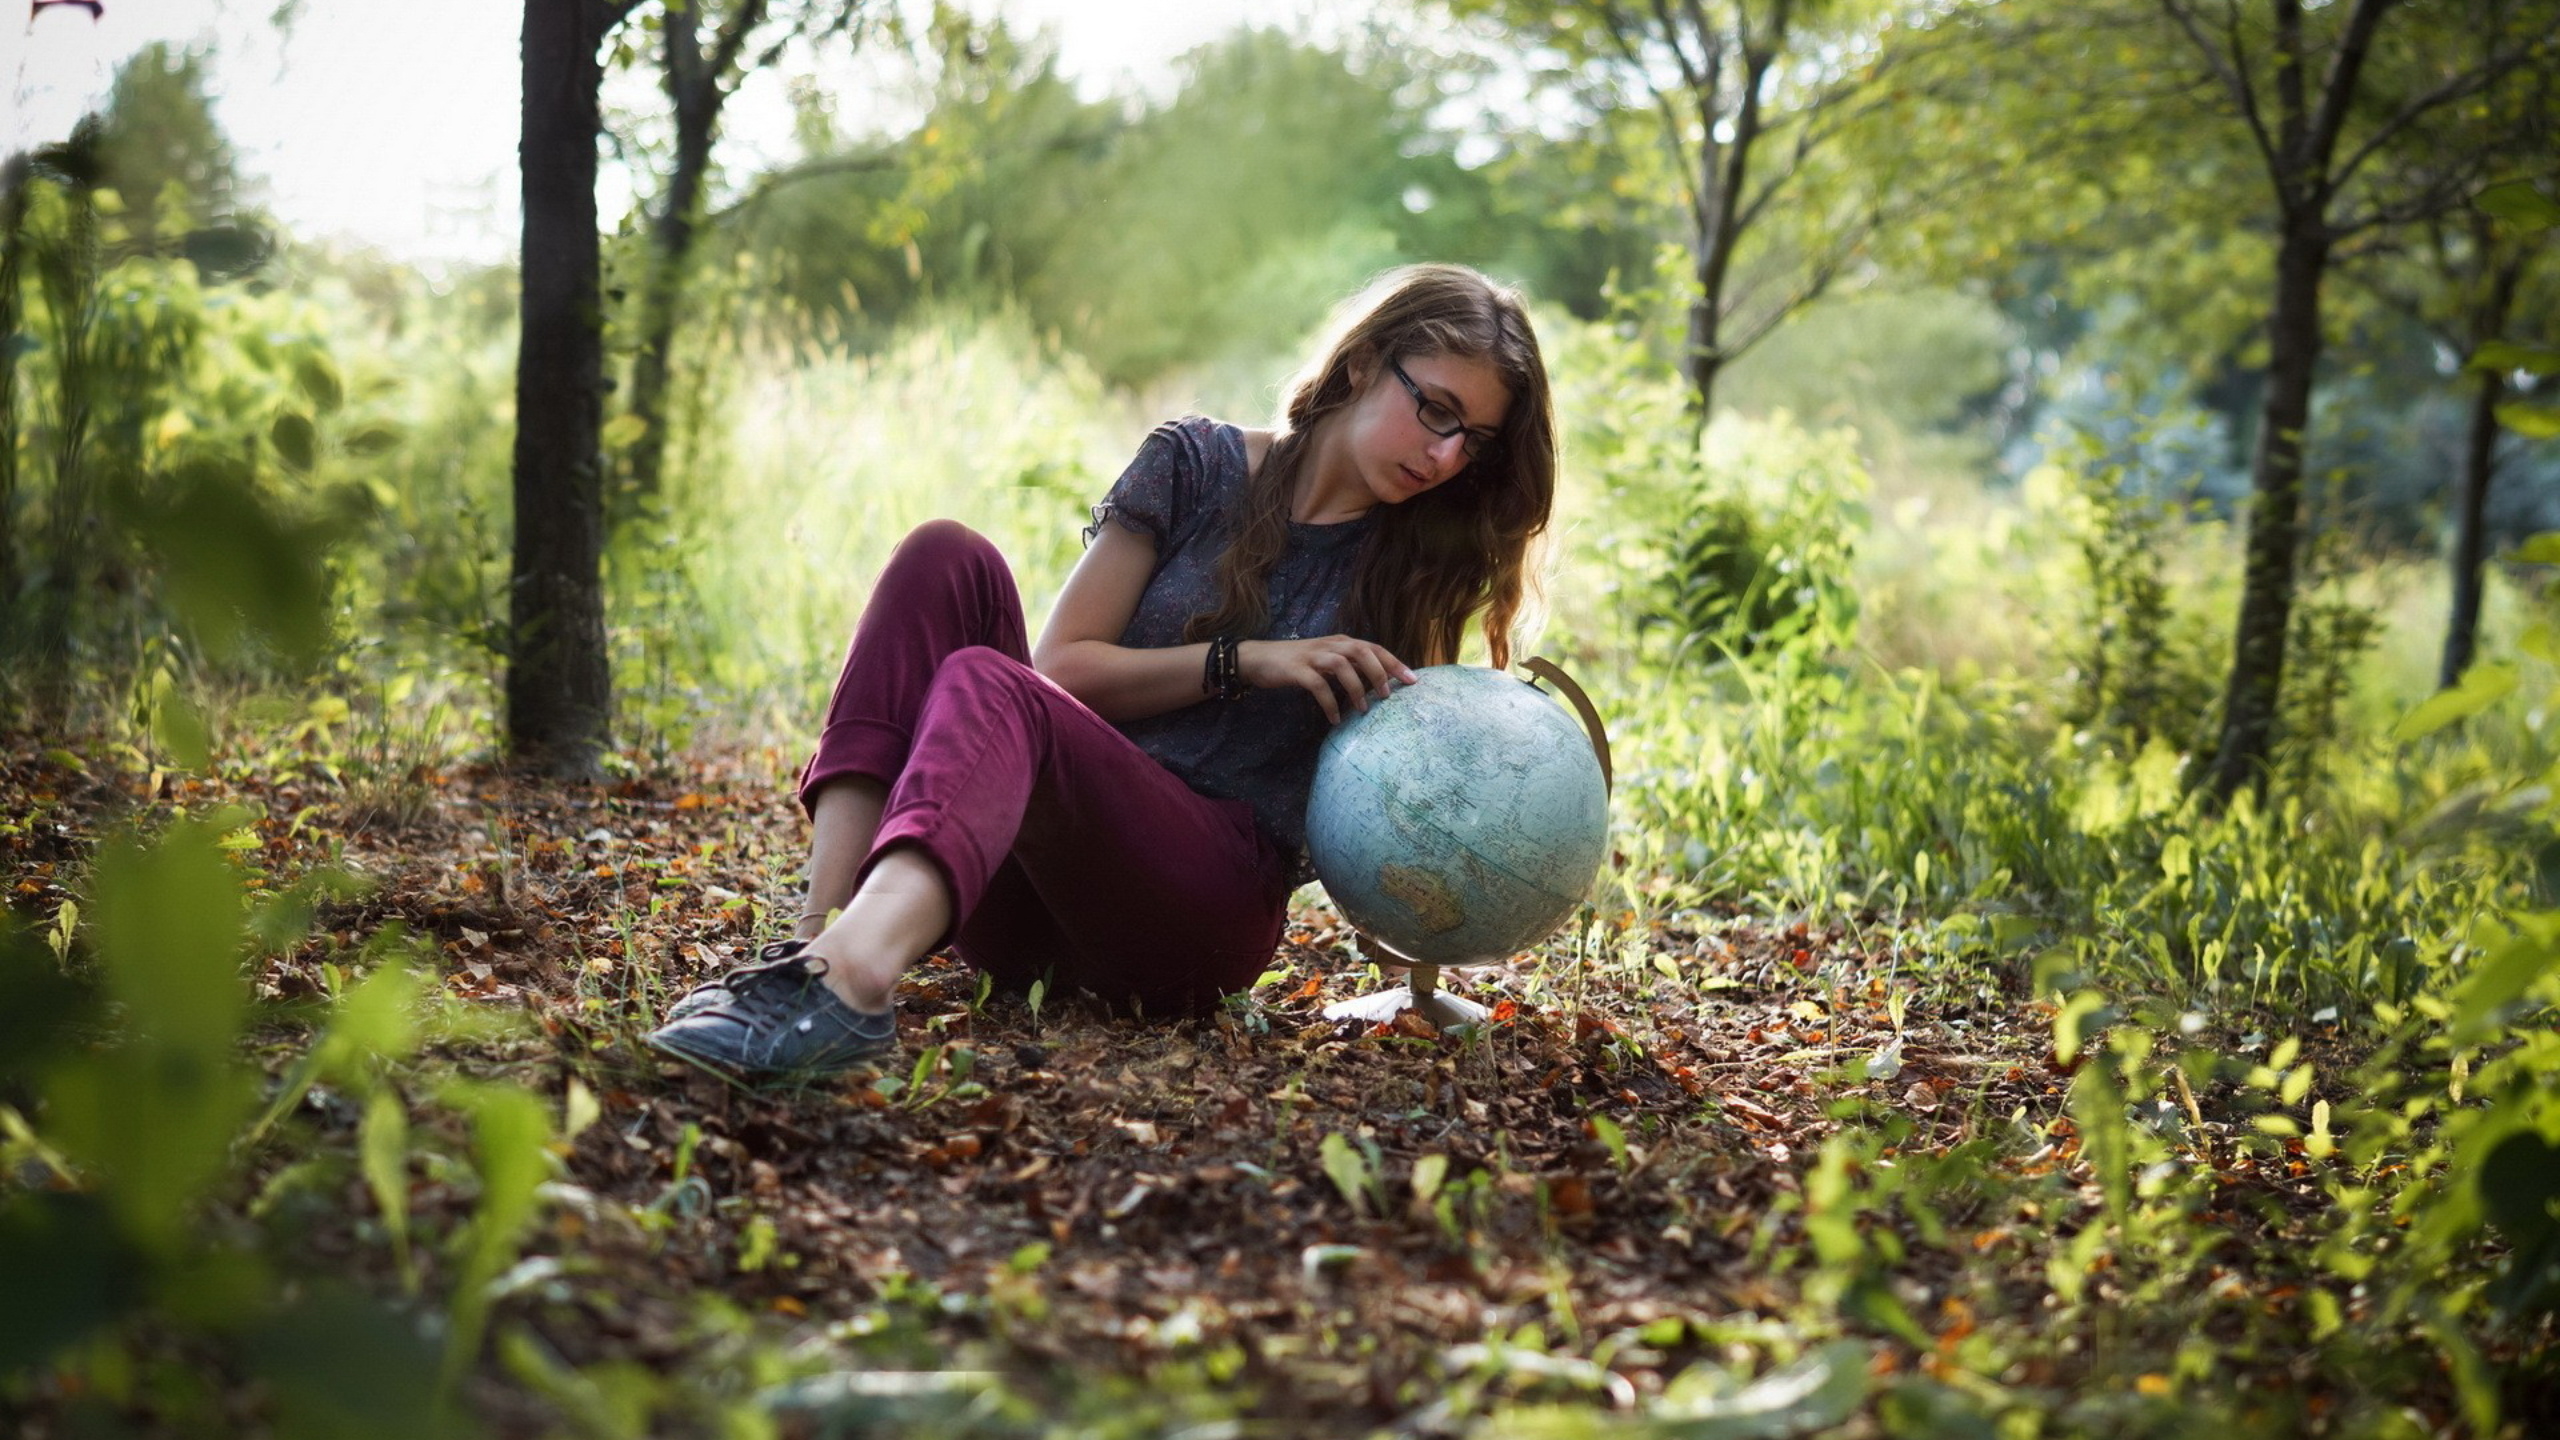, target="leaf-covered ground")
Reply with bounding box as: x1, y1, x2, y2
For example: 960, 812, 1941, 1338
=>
3, 743, 2473, 1437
